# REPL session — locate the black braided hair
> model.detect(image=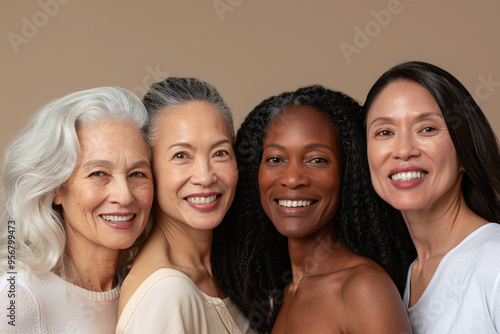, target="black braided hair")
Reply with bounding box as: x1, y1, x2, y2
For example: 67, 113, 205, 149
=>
212, 85, 413, 334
